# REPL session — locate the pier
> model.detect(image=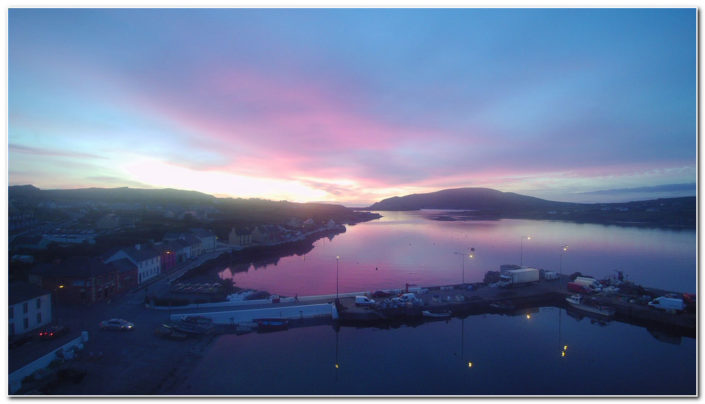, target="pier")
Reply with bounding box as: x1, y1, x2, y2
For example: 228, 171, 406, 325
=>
165, 274, 695, 338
